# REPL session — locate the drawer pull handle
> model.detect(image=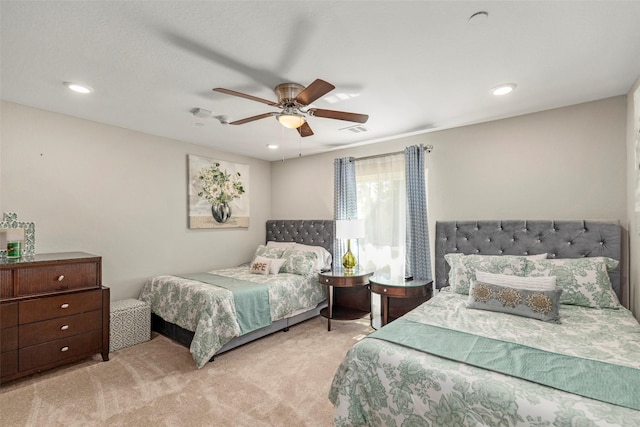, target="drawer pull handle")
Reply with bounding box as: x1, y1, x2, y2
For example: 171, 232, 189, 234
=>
58, 275, 65, 281
60, 303, 70, 309
383, 288, 388, 293
60, 346, 69, 352
326, 279, 330, 283
60, 325, 69, 331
